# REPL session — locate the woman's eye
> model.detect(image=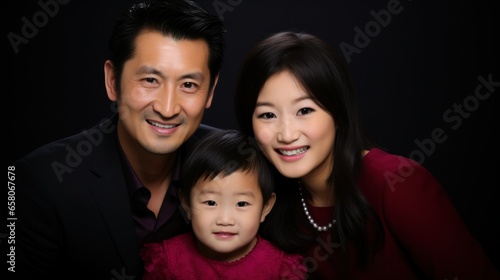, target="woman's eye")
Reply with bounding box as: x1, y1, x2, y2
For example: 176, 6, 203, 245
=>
298, 108, 314, 115
257, 112, 276, 119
